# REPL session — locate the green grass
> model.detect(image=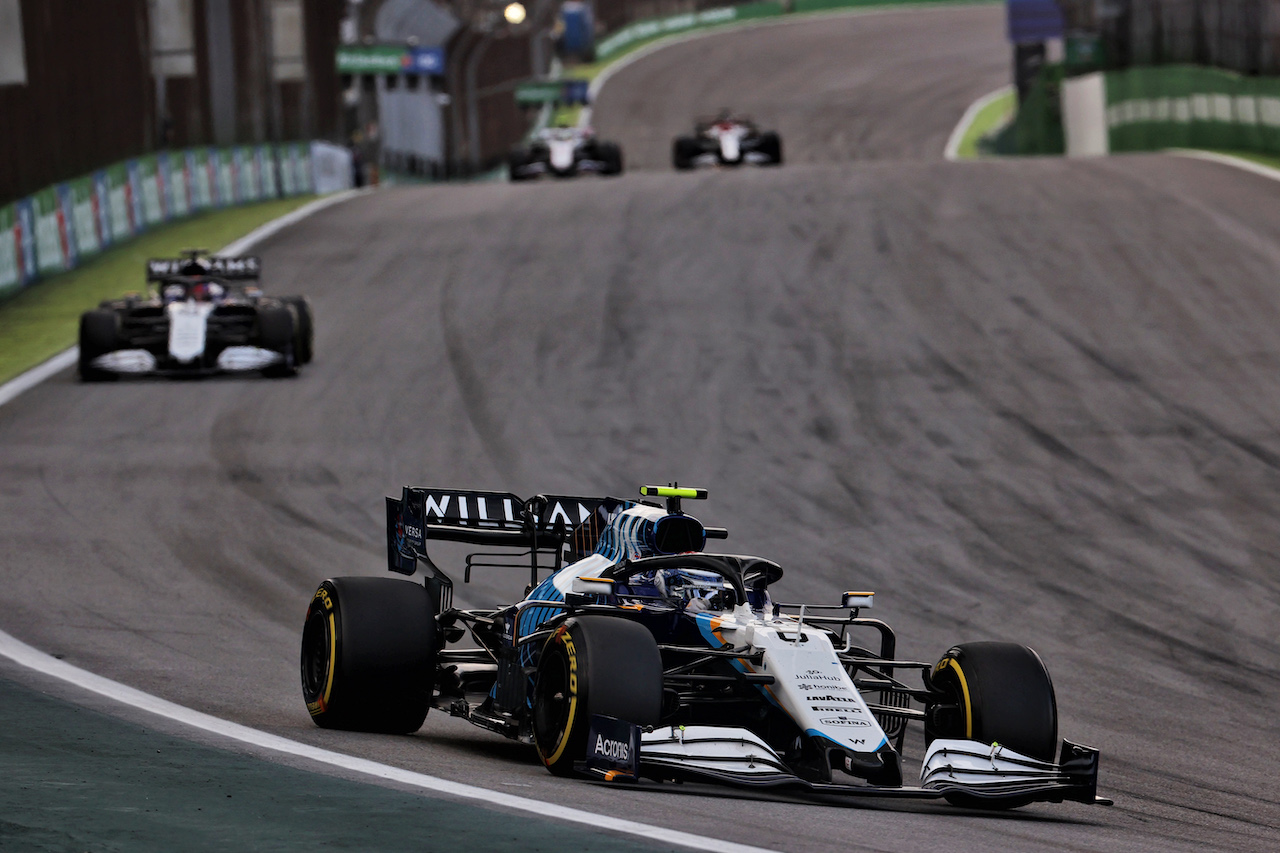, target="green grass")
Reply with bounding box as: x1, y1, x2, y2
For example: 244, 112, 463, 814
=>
0, 196, 316, 385
956, 89, 1015, 159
